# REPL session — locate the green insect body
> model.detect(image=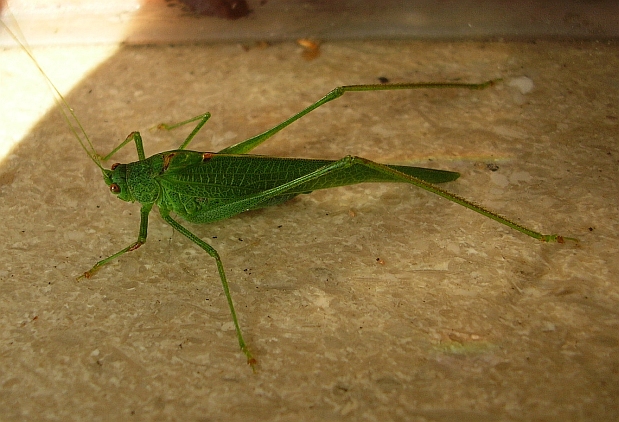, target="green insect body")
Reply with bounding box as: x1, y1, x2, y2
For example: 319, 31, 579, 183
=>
109, 151, 461, 223
2, 20, 576, 370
